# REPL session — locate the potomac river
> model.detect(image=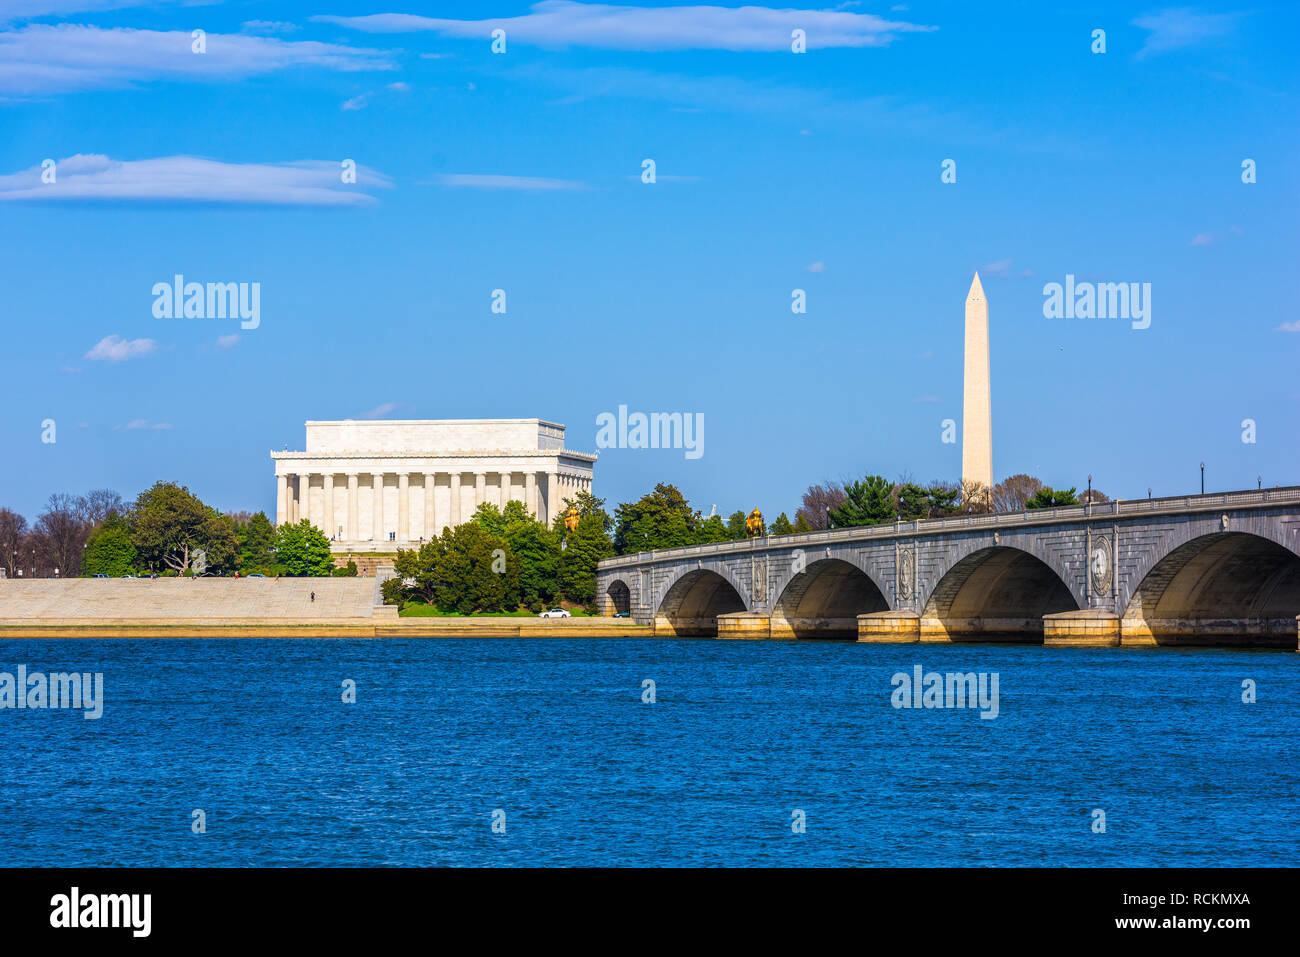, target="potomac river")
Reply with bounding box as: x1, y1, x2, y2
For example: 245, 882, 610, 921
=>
0, 637, 1296, 867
